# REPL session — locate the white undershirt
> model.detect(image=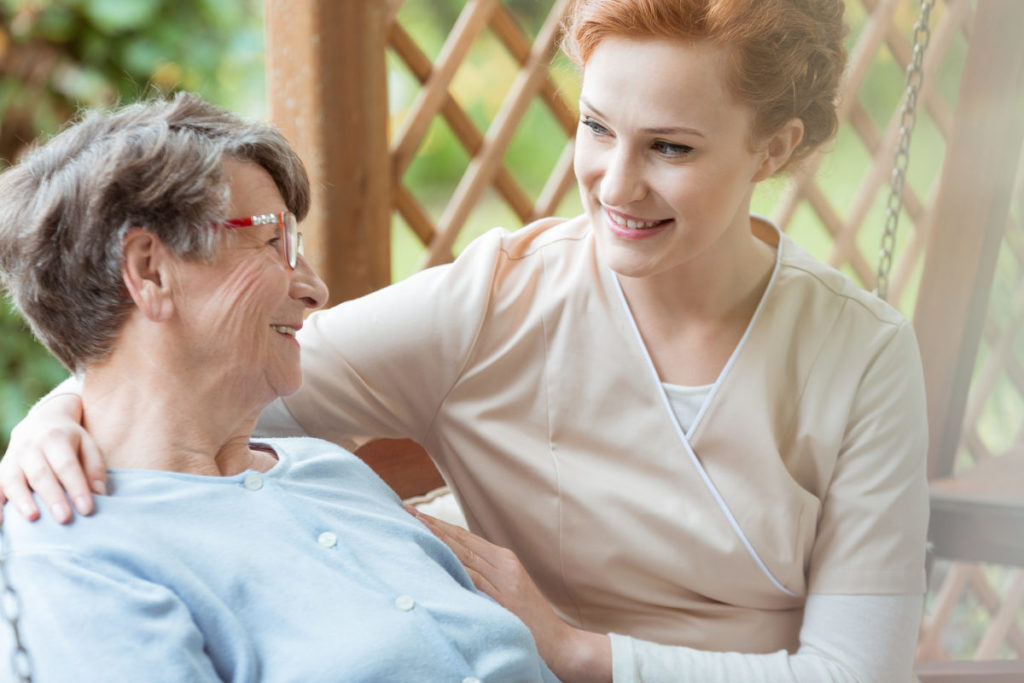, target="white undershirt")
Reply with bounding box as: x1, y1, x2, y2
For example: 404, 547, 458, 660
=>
662, 382, 714, 433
